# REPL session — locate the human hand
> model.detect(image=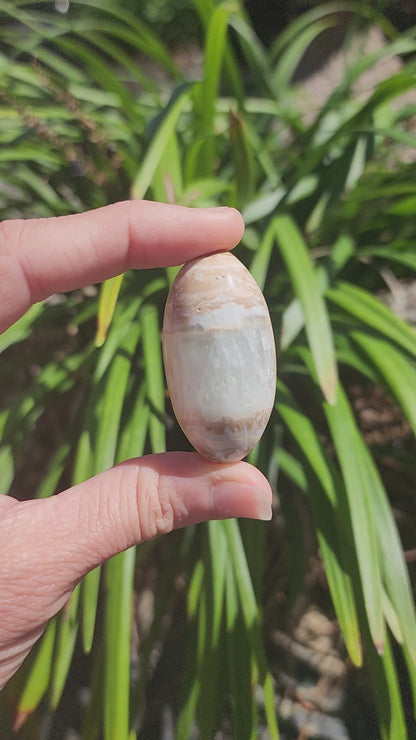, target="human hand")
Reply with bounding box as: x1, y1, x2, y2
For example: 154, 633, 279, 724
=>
0, 200, 272, 689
